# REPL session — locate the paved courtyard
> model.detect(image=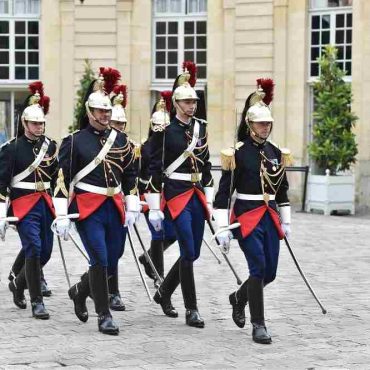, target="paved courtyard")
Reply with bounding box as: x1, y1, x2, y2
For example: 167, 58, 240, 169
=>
0, 211, 369, 369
